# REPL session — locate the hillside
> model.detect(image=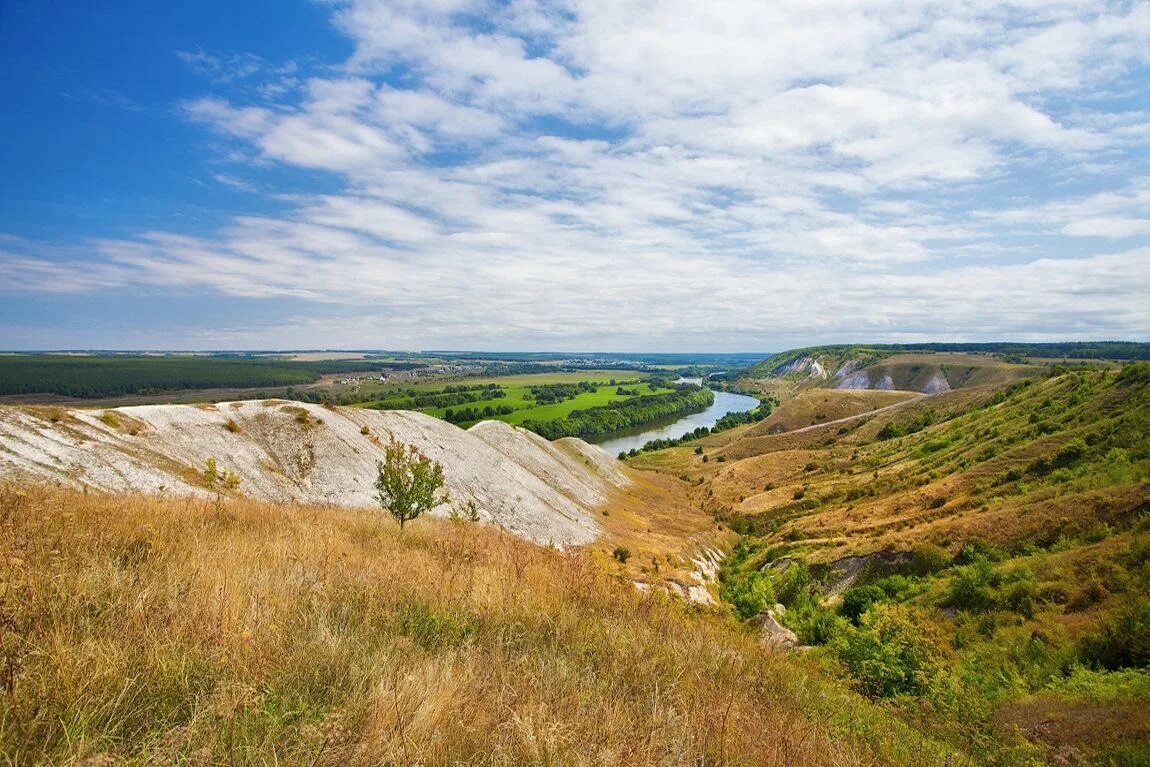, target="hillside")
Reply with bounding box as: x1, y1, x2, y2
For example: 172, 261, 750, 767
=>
3, 358, 1147, 765
630, 363, 1150, 764
747, 345, 1044, 394
748, 342, 1150, 380
1, 484, 972, 766
0, 400, 627, 547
